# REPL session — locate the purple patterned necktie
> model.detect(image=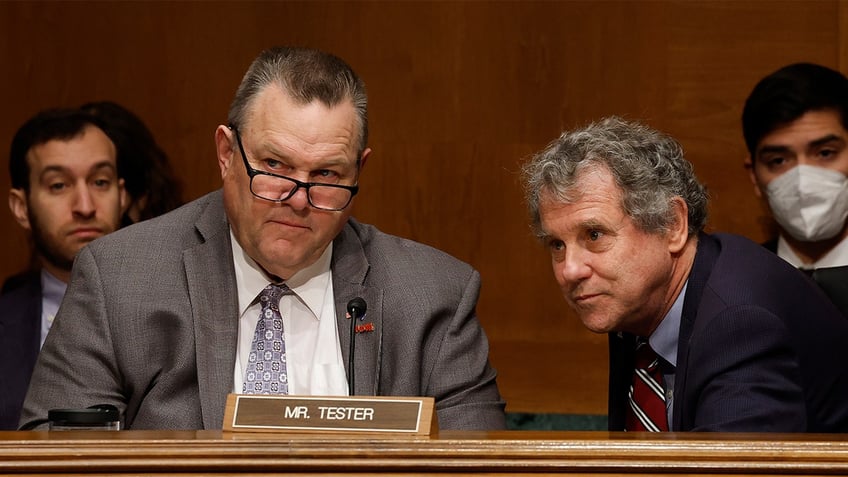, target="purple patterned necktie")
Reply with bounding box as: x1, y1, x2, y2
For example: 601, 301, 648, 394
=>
242, 284, 290, 395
